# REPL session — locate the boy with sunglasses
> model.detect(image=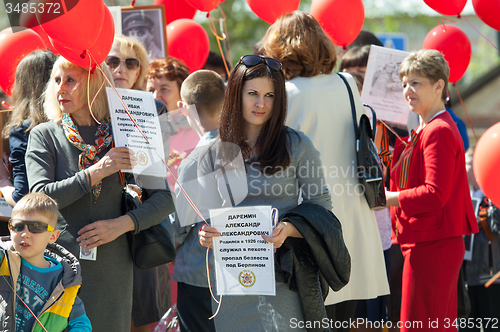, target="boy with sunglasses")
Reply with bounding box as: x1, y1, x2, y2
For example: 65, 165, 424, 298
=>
0, 192, 91, 331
